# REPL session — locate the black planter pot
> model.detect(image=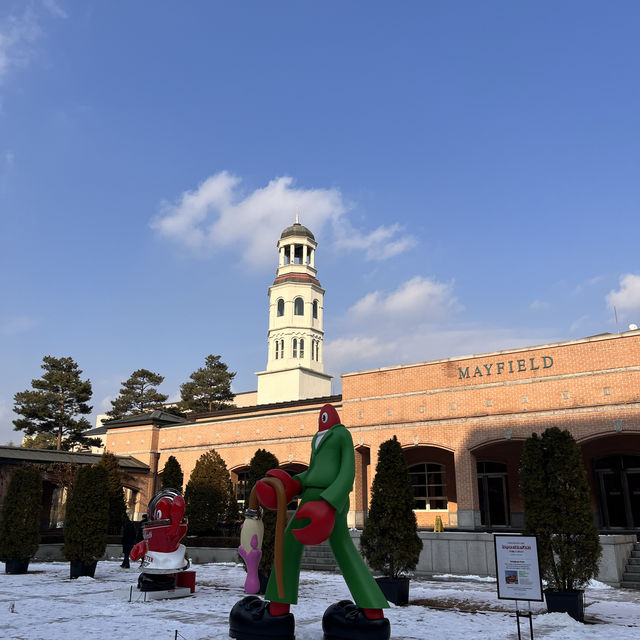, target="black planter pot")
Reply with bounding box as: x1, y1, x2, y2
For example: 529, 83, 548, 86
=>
375, 577, 410, 606
544, 589, 584, 622
5, 558, 30, 574
258, 570, 270, 595
69, 560, 98, 579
